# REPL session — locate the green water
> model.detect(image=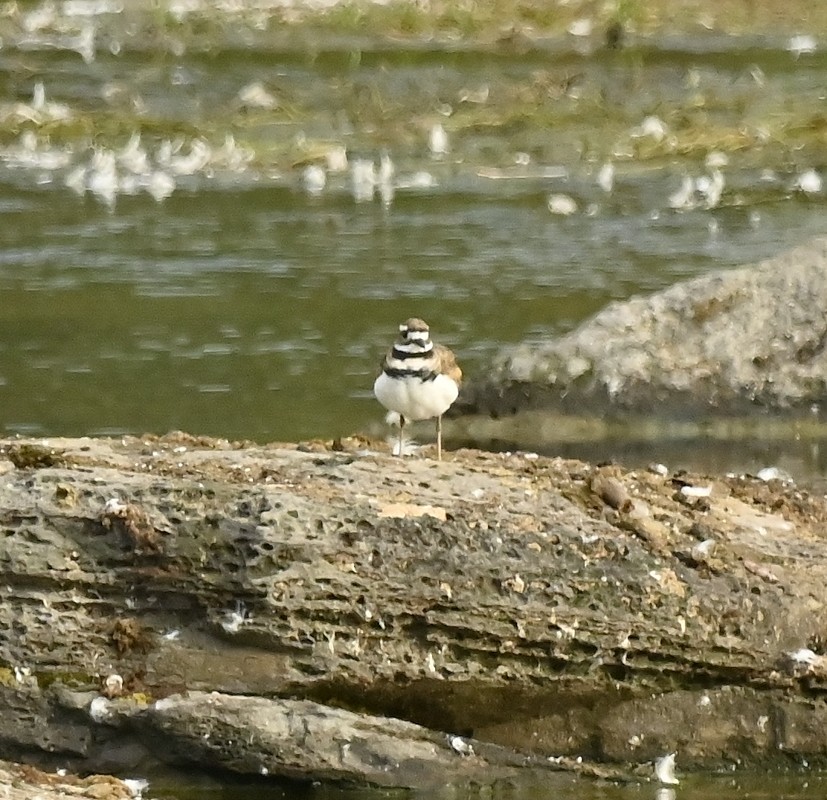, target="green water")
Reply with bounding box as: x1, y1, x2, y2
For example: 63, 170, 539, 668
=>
1, 8, 825, 457
147, 766, 827, 800
2, 185, 825, 445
